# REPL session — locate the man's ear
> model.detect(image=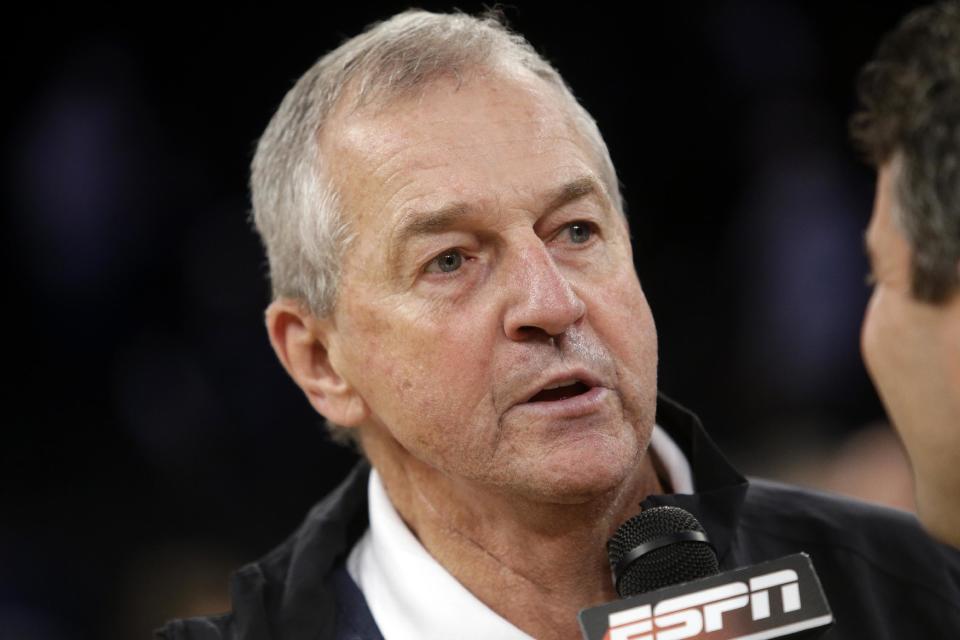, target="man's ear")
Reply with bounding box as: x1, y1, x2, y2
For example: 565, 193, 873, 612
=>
265, 298, 369, 427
